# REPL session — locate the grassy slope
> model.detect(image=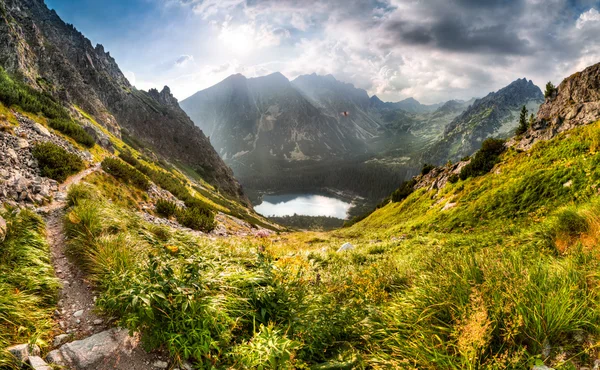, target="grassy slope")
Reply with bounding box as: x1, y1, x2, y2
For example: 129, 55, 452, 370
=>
0, 209, 59, 368
273, 120, 600, 369
50, 121, 600, 369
